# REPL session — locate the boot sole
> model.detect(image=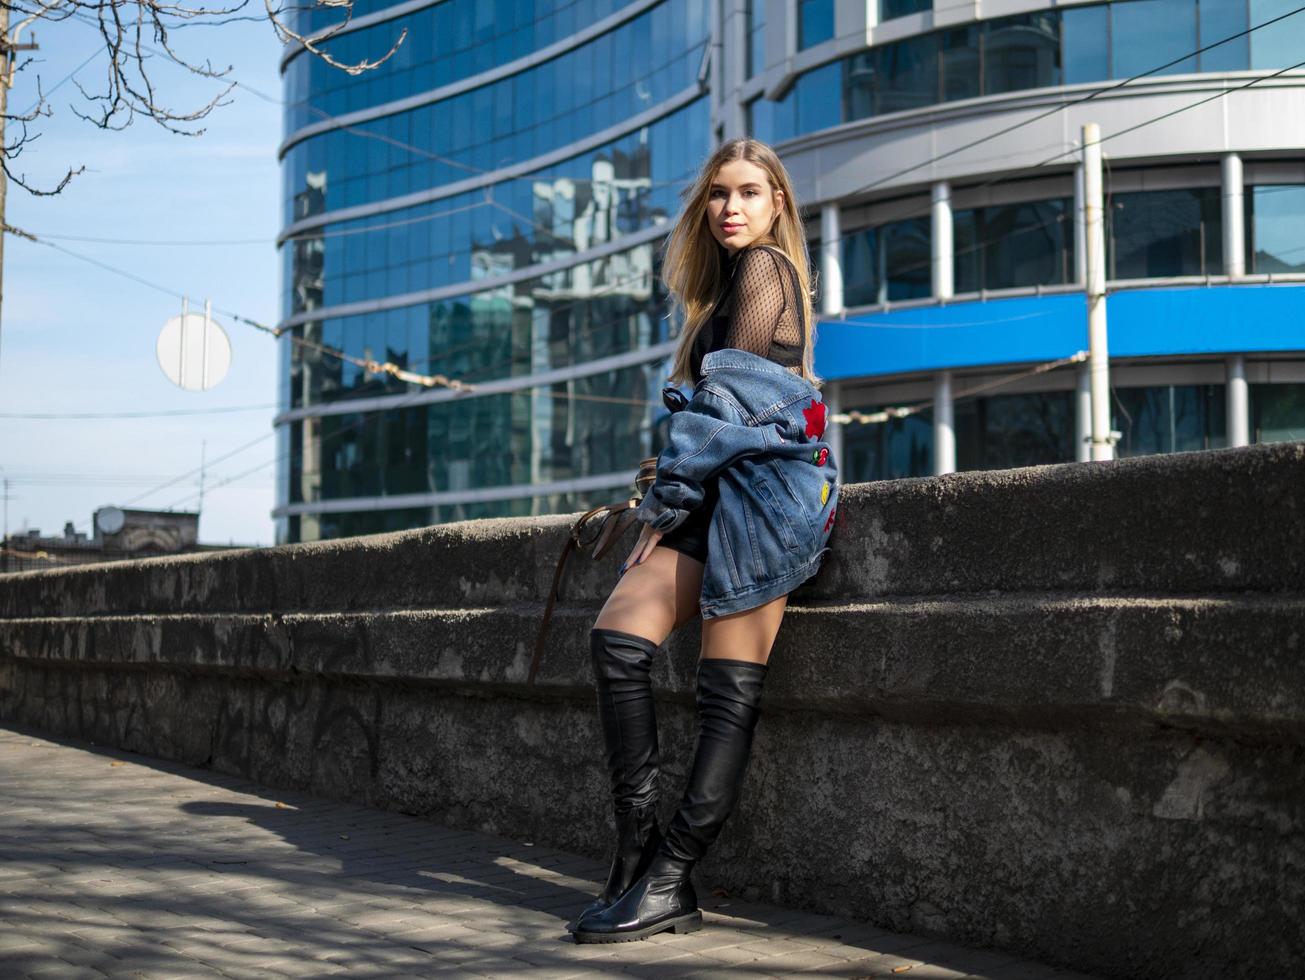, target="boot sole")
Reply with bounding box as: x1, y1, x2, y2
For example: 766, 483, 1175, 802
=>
571, 910, 703, 944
